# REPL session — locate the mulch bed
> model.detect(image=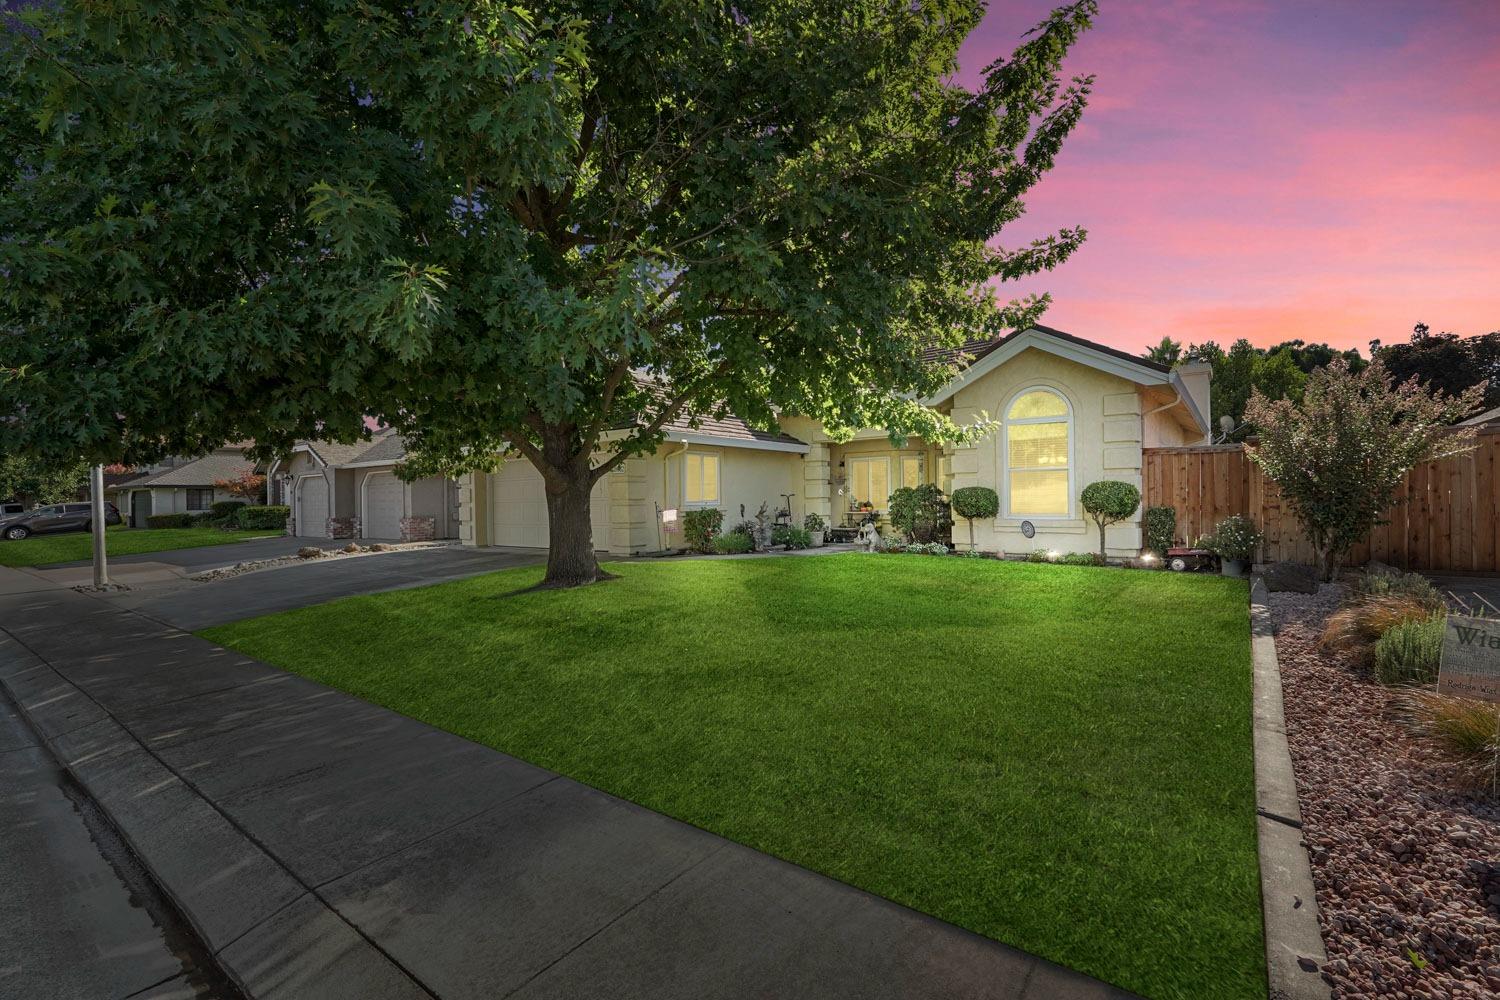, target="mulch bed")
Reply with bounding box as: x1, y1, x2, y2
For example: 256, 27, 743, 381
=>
1269, 585, 1500, 999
